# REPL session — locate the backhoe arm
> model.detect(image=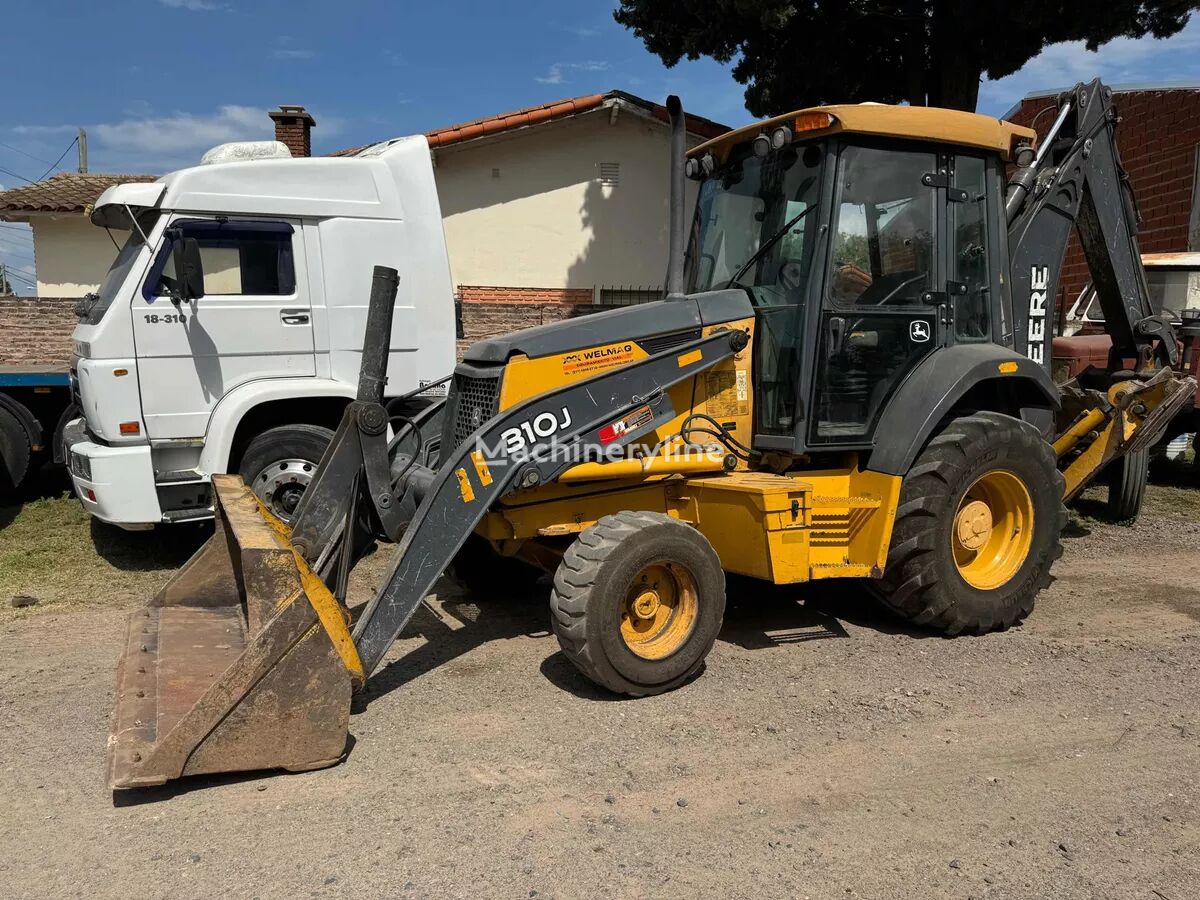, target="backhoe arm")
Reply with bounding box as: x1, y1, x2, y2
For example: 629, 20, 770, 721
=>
1006, 78, 1180, 372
